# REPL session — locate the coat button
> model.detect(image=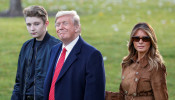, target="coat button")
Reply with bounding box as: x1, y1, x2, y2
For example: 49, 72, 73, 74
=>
133, 93, 137, 96
135, 78, 138, 82
125, 91, 128, 94
122, 76, 125, 80
136, 72, 139, 75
